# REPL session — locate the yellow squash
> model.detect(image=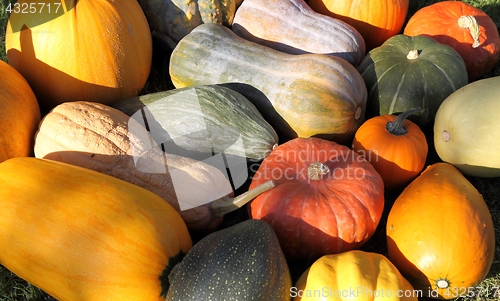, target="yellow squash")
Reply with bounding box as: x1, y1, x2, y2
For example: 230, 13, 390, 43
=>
293, 250, 418, 300
386, 163, 495, 299
0, 157, 192, 301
